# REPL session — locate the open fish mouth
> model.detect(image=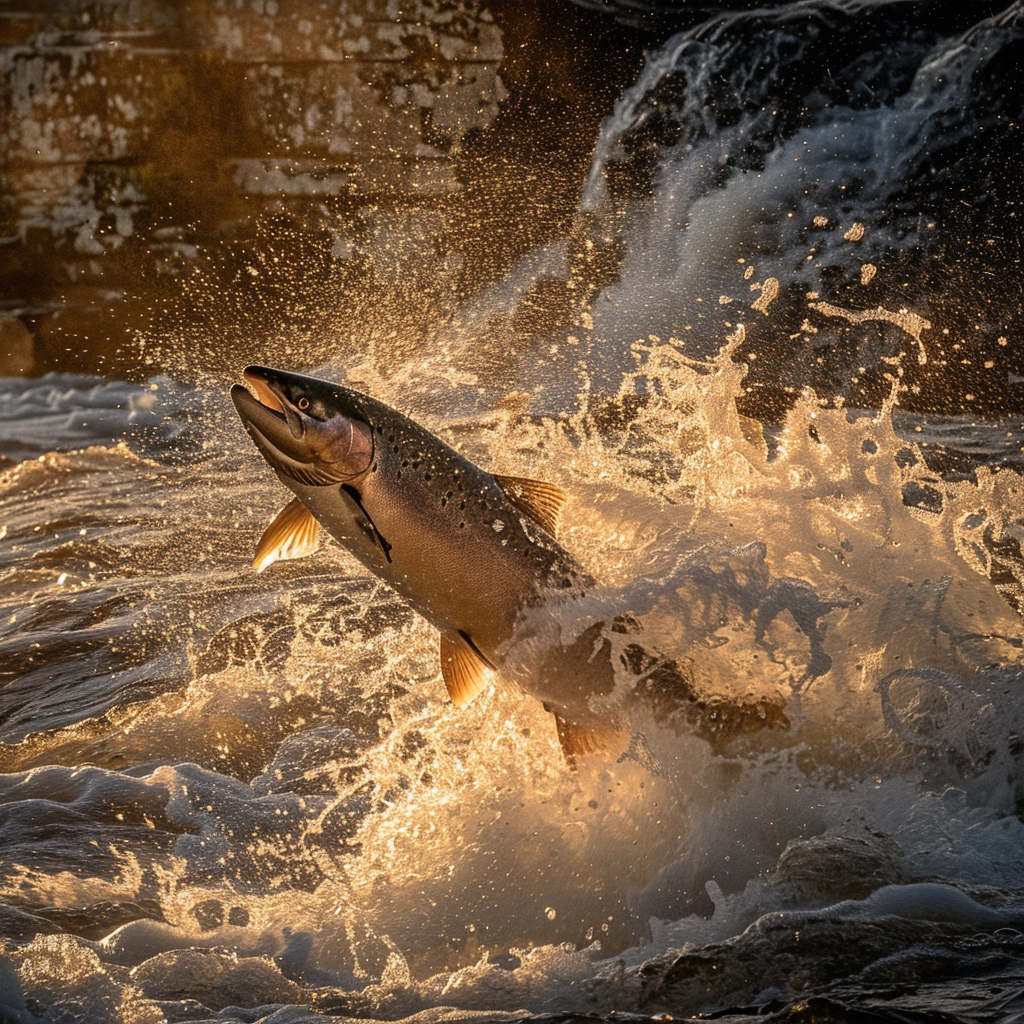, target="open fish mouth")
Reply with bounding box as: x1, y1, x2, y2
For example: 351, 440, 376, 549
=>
231, 367, 372, 486
231, 369, 318, 479
242, 367, 287, 414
